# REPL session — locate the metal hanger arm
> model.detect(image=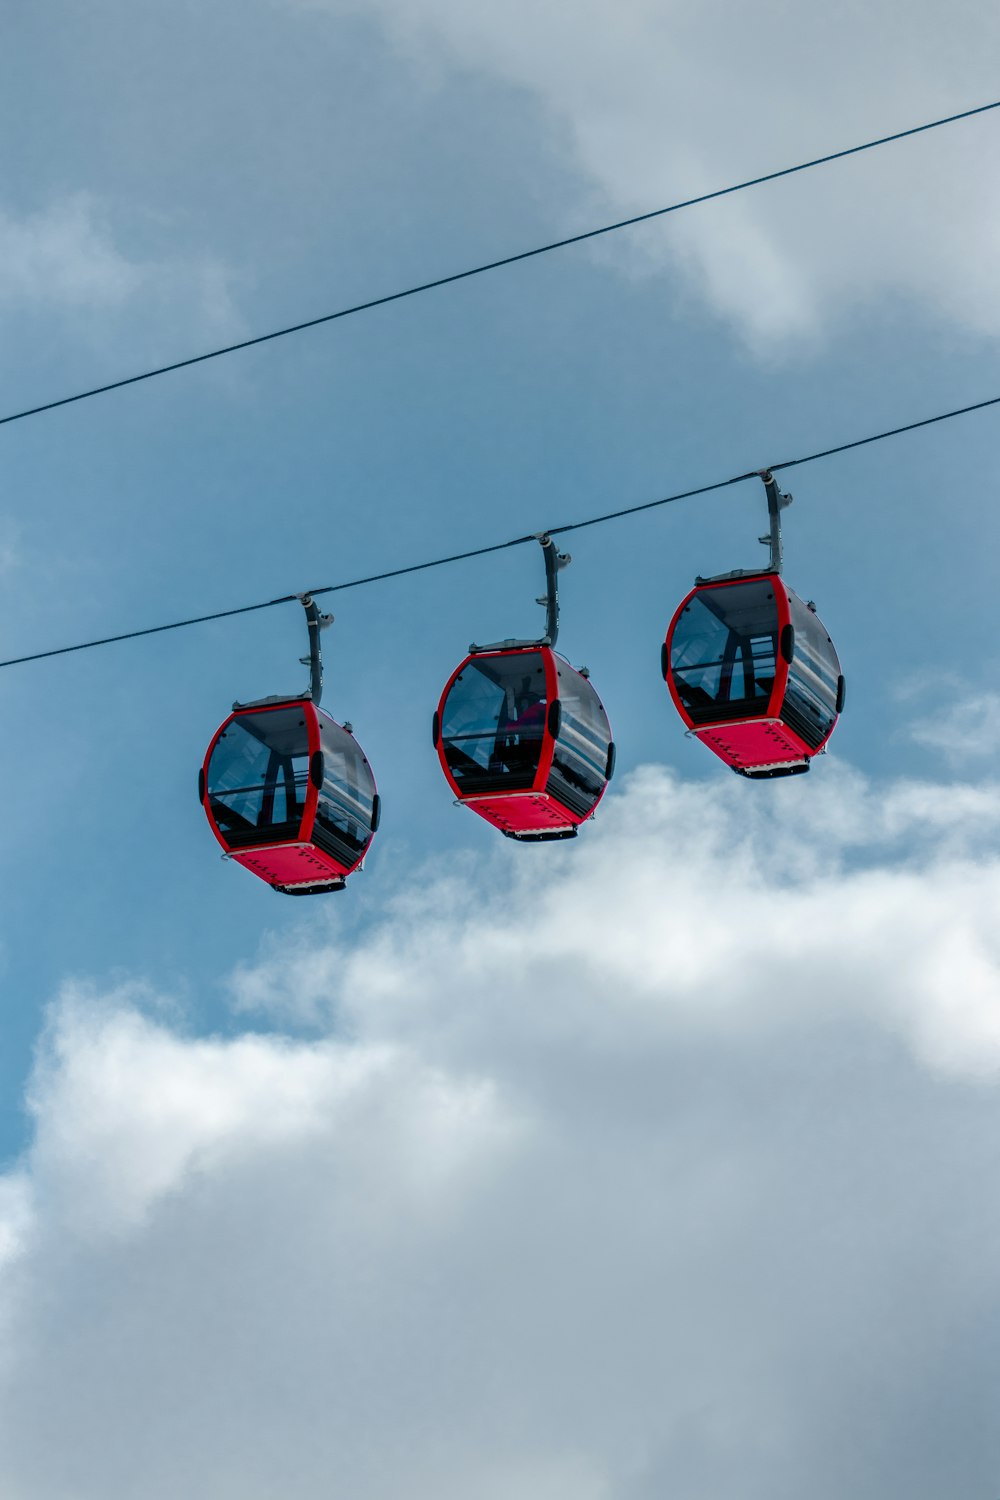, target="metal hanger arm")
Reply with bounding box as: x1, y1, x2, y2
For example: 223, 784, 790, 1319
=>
233, 593, 333, 709
470, 534, 571, 653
